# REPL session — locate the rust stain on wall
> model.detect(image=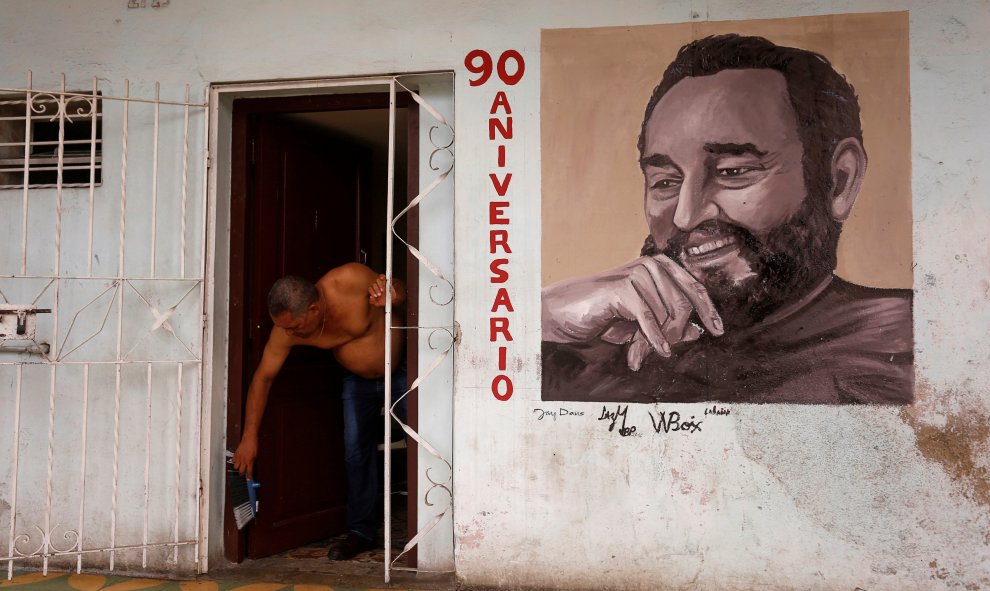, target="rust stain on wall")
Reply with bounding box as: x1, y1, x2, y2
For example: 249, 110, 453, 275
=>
902, 381, 990, 510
